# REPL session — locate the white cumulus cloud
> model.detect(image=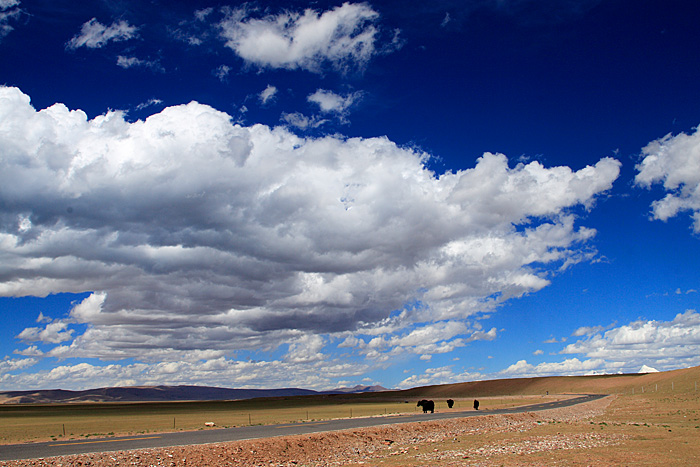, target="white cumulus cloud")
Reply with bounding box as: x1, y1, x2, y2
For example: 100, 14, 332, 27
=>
561, 309, 700, 371
218, 3, 381, 72
0, 356, 37, 375
0, 356, 369, 391
14, 345, 43, 357
347, 321, 496, 362
499, 357, 611, 378
17, 321, 73, 344
397, 366, 484, 389
0, 86, 620, 371
499, 310, 700, 378
635, 125, 700, 232
308, 89, 362, 114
